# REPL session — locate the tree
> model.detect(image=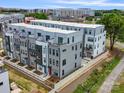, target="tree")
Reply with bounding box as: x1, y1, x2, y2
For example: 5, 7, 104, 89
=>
26, 13, 48, 19
97, 13, 124, 50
